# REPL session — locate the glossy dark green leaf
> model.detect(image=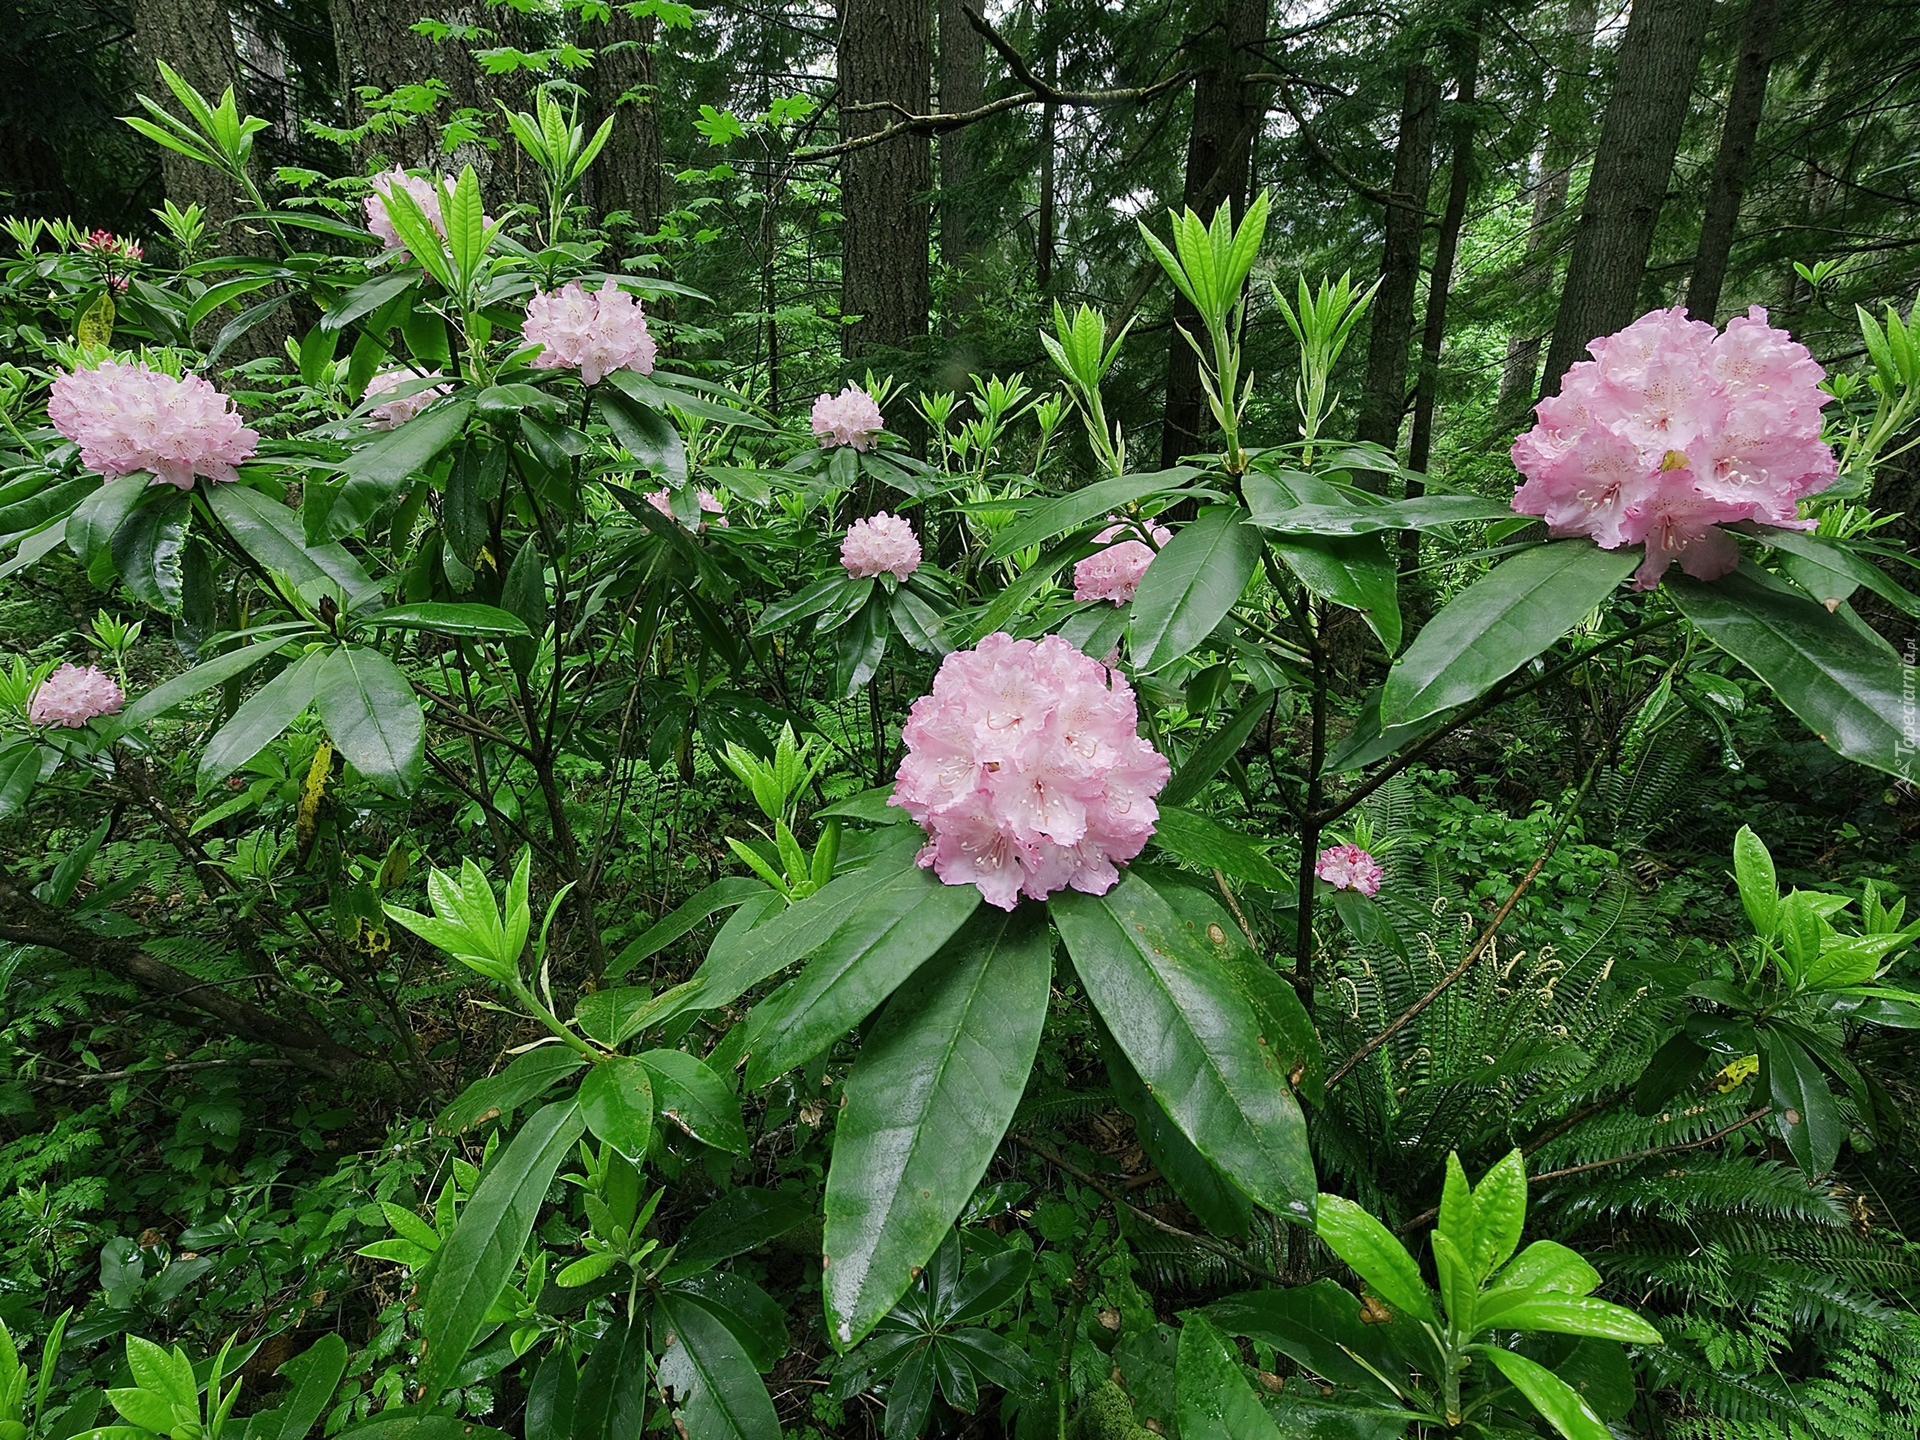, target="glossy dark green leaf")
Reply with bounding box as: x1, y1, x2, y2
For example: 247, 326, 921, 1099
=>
1053, 875, 1315, 1221
110, 637, 293, 736
823, 905, 1052, 1349
986, 468, 1199, 559
1269, 531, 1401, 652
606, 878, 772, 980
653, 1291, 780, 1440
197, 649, 323, 790
207, 485, 382, 611
437, 1046, 587, 1133
332, 1415, 509, 1440
357, 602, 532, 638
1669, 562, 1915, 778
65, 475, 147, 566
742, 867, 980, 1086
1632, 1033, 1709, 1116
524, 1350, 577, 1440
417, 1100, 583, 1402
1128, 506, 1262, 670
326, 400, 471, 539
0, 745, 41, 822
596, 388, 687, 488
1763, 1030, 1843, 1177
110, 488, 189, 611
571, 1316, 645, 1440
1174, 1313, 1281, 1440
668, 1273, 789, 1373
1380, 543, 1638, 727
665, 1187, 812, 1279
444, 444, 503, 565
257, 1334, 348, 1440
573, 987, 657, 1047
578, 1057, 654, 1164
500, 537, 546, 678
1103, 1023, 1253, 1237
638, 1049, 747, 1154
1246, 490, 1514, 536
1147, 806, 1293, 892
834, 589, 890, 697
315, 646, 424, 796
1754, 527, 1920, 617
0, 476, 90, 537
604, 369, 772, 433
1205, 1281, 1404, 1400
1162, 690, 1276, 807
